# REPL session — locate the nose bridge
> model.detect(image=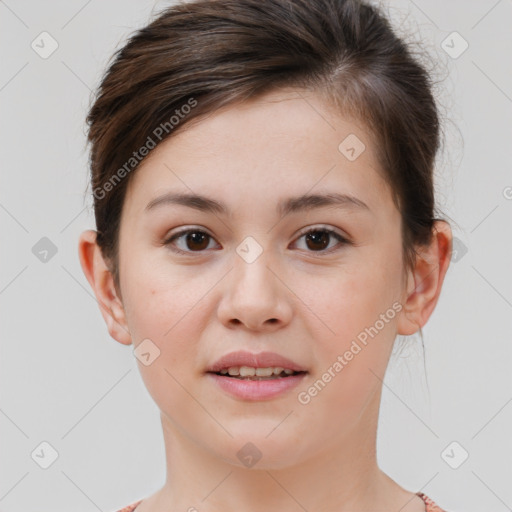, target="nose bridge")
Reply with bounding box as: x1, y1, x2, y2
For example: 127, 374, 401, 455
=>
232, 241, 278, 306
217, 237, 292, 330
